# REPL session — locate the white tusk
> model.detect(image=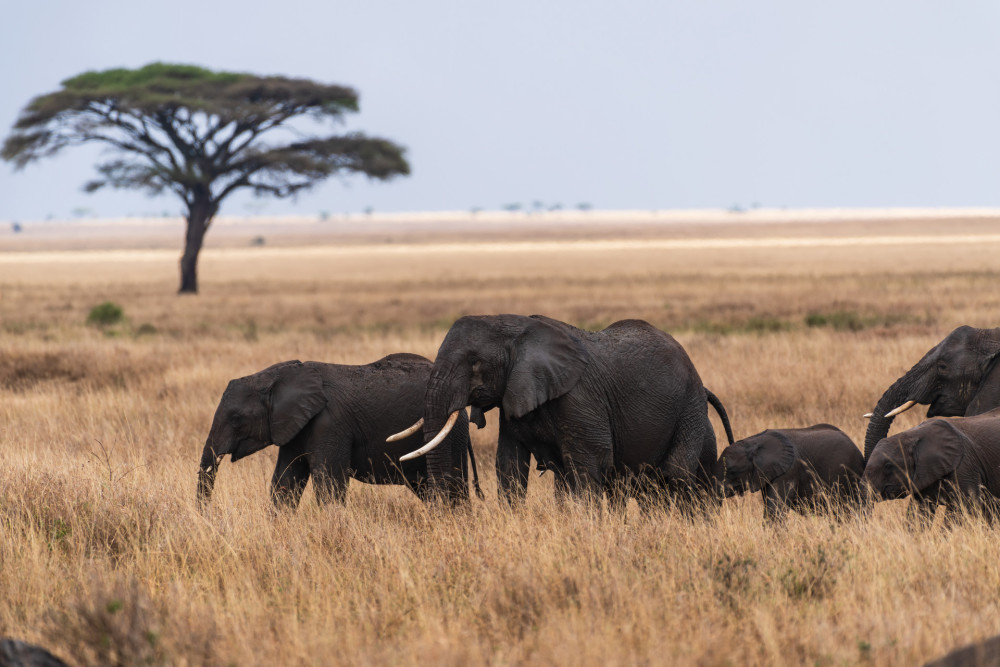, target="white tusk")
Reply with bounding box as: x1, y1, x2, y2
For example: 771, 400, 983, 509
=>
386, 418, 424, 443
884, 400, 917, 419
863, 413, 873, 419
399, 411, 459, 461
